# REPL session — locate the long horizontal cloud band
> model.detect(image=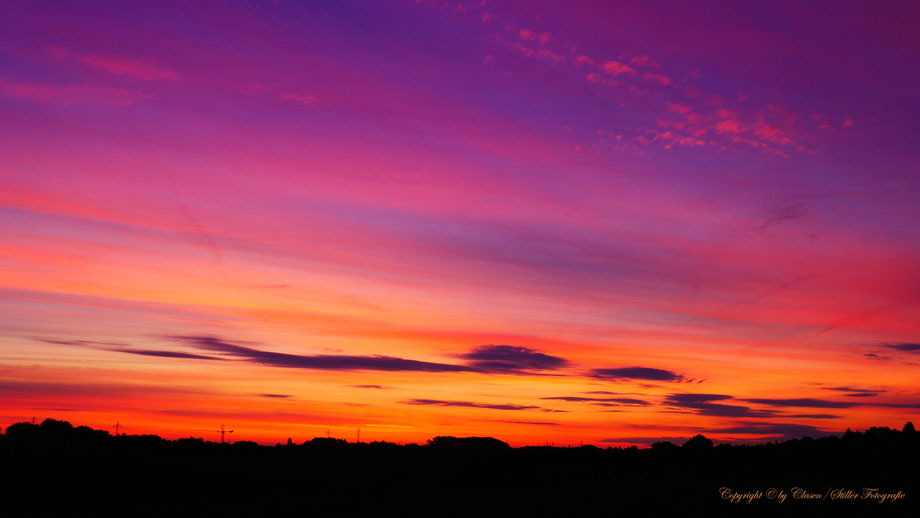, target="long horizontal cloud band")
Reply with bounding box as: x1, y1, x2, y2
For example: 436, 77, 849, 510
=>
172, 335, 475, 372
58, 335, 695, 382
